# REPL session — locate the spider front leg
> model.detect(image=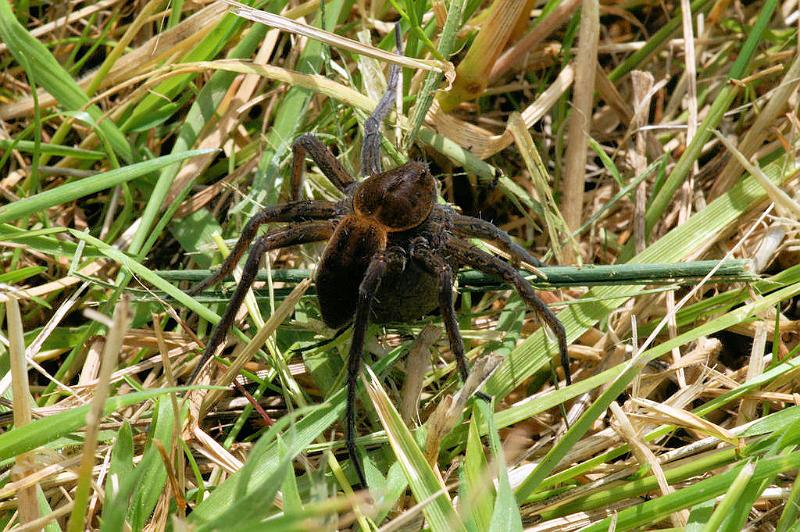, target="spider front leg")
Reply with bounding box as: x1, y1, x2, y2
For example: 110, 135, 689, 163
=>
452, 214, 545, 269
345, 247, 405, 487
446, 239, 570, 385
188, 220, 336, 383
189, 201, 337, 295
291, 134, 355, 199
360, 24, 402, 177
